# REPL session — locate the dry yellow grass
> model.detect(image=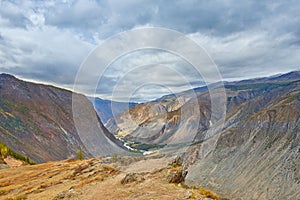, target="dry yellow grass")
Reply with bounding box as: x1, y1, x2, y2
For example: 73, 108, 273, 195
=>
199, 188, 220, 199
0, 158, 118, 200
0, 156, 224, 200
